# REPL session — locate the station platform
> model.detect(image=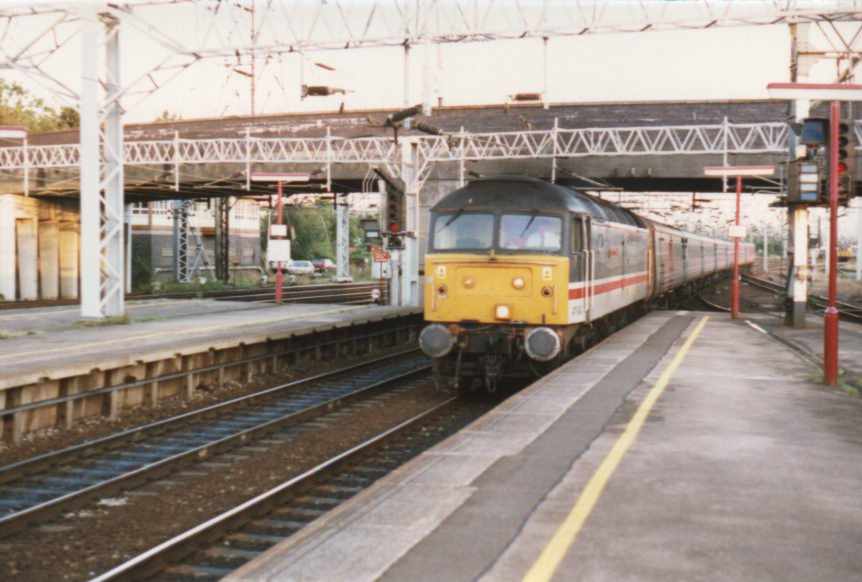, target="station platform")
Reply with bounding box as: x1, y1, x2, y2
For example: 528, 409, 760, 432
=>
227, 310, 862, 582
0, 301, 419, 392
